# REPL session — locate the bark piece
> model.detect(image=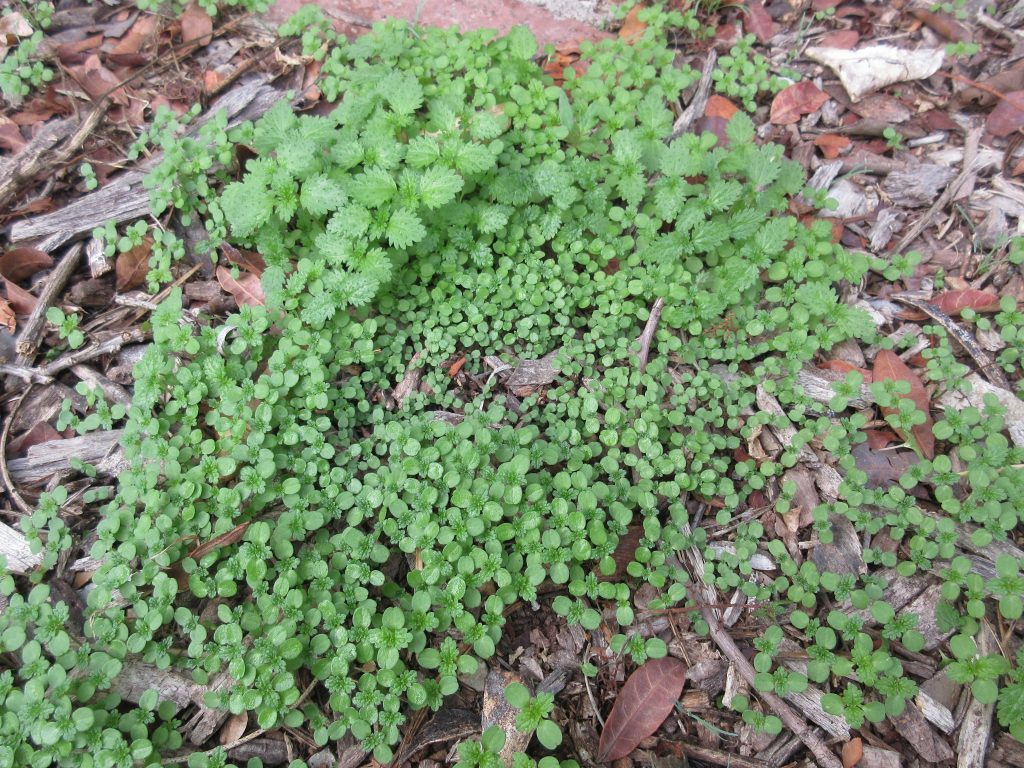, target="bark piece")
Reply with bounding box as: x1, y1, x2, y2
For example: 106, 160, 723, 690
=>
958, 623, 997, 768
228, 738, 288, 767
891, 698, 954, 762
506, 350, 560, 397
882, 164, 957, 207
797, 365, 872, 409
810, 512, 865, 576
859, 745, 901, 768
902, 583, 953, 652
938, 373, 1024, 447
7, 429, 124, 485
0, 522, 42, 574
482, 669, 532, 765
